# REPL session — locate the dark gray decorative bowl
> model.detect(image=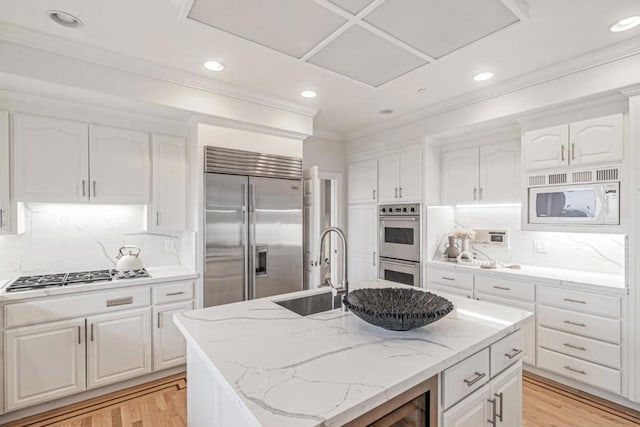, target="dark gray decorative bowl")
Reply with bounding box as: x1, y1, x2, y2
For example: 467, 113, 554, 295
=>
343, 288, 454, 331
